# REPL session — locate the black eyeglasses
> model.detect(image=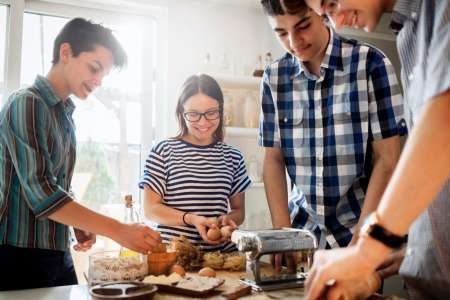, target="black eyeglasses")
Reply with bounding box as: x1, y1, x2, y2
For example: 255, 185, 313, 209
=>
183, 110, 221, 122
